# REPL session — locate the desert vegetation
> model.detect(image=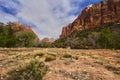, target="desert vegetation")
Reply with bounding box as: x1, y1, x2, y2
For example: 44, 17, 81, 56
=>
0, 48, 120, 80
55, 23, 120, 49
1, 22, 119, 49
7, 60, 47, 80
